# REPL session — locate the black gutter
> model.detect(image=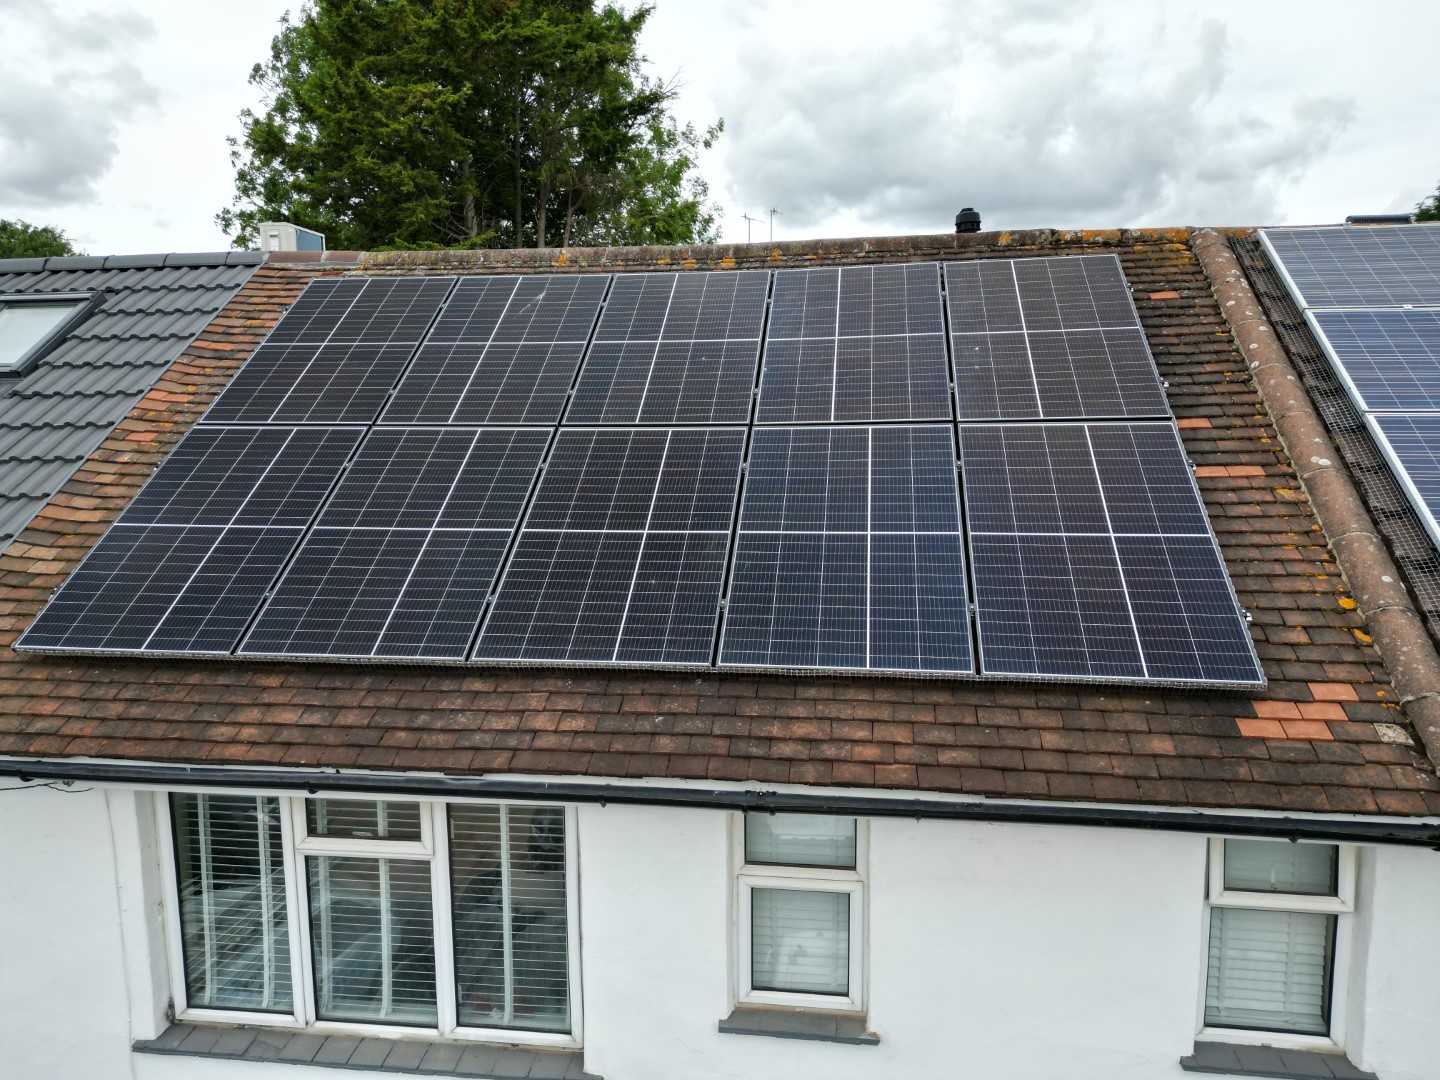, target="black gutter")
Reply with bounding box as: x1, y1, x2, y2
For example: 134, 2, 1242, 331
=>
4, 756, 1439, 848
